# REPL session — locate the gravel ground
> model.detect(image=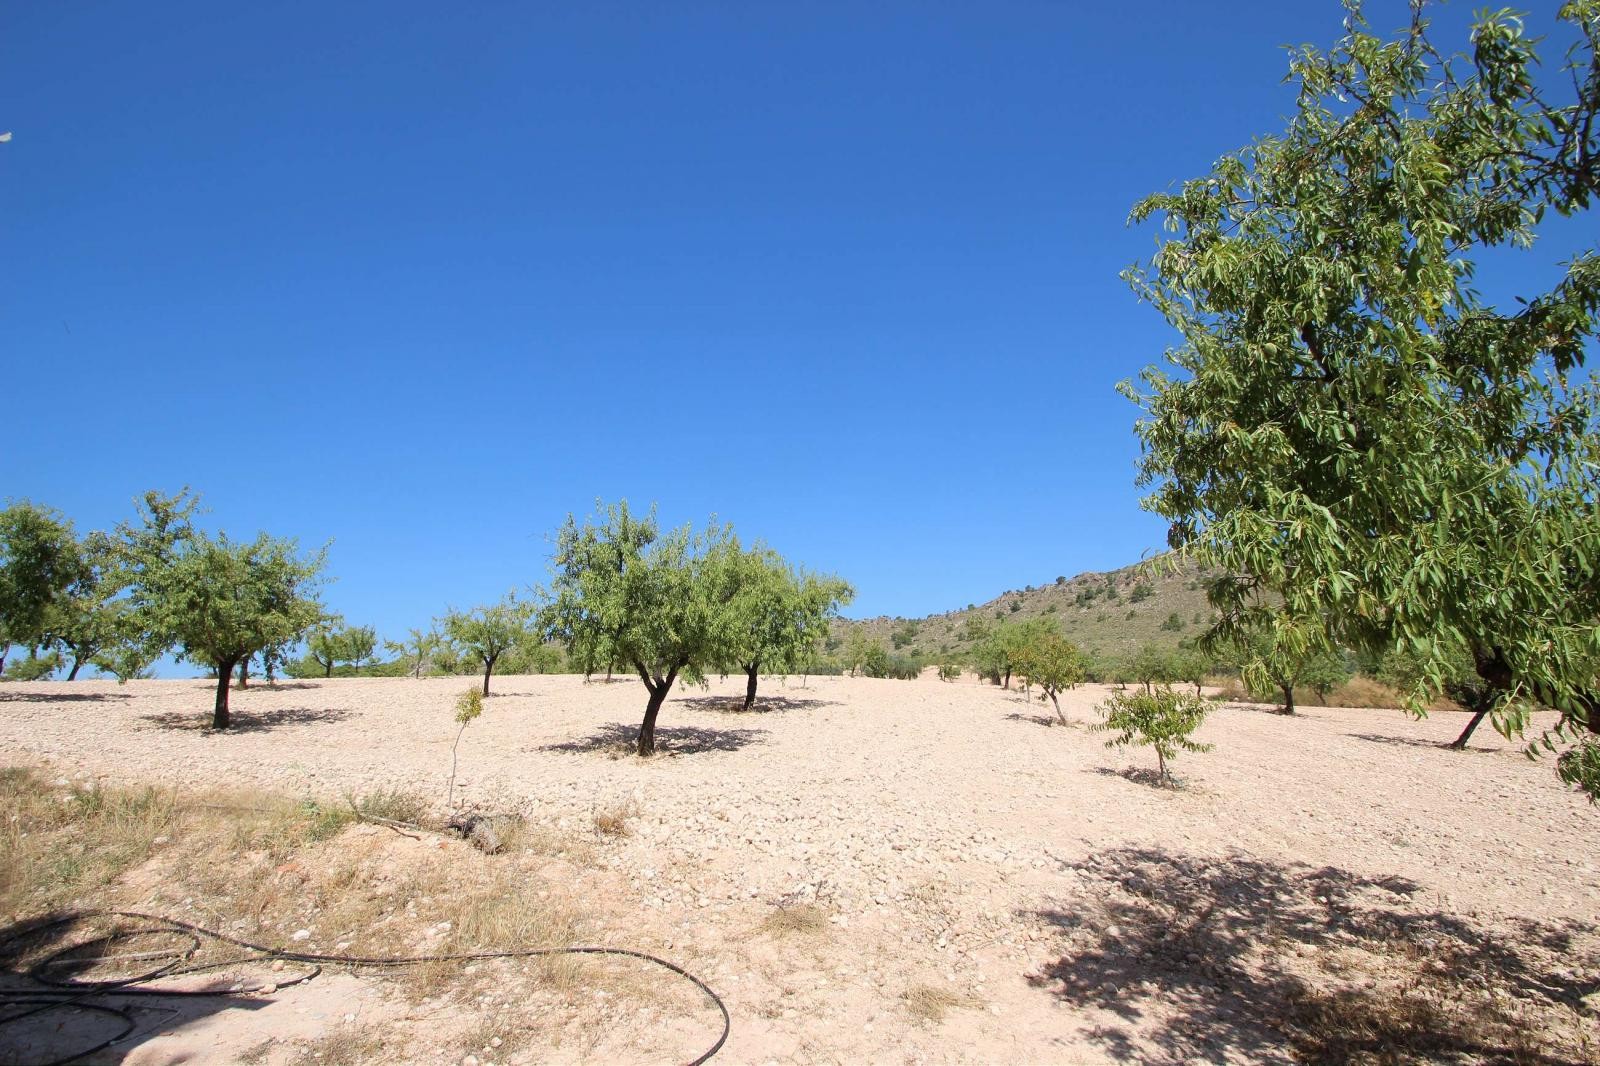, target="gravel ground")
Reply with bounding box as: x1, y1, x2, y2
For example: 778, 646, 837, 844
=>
2, 673, 1596, 1064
